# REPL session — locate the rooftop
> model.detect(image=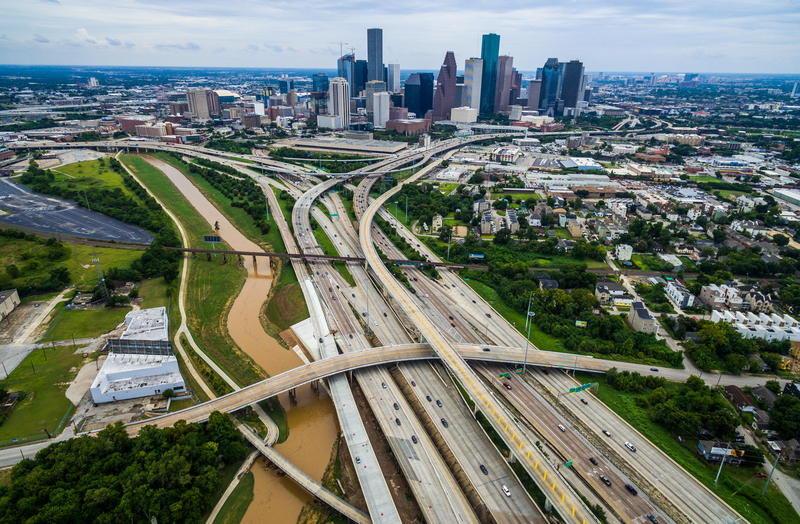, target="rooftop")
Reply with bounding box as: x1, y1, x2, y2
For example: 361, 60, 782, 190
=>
120, 307, 168, 341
